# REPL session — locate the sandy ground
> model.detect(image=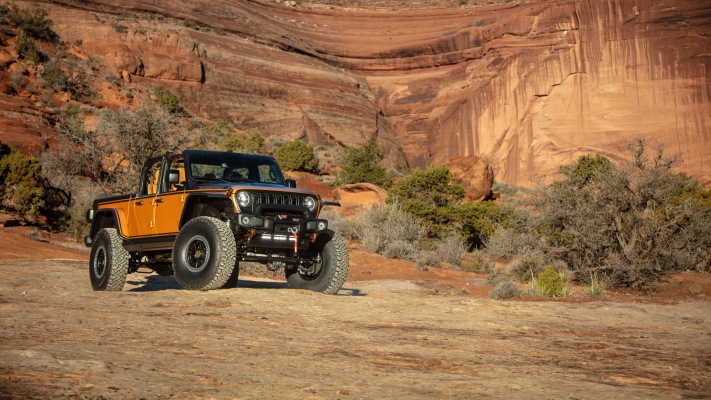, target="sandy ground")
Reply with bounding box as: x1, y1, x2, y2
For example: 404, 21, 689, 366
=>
0, 224, 710, 399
